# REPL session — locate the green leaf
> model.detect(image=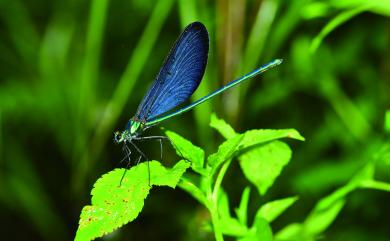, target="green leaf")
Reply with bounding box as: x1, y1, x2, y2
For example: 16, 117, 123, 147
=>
210, 113, 238, 139
374, 143, 390, 165
330, 0, 390, 16
207, 134, 244, 174
216, 189, 248, 238
220, 217, 248, 237
209, 115, 303, 195
238, 216, 273, 241
210, 113, 305, 144
287, 164, 372, 240
310, 5, 369, 52
165, 130, 205, 175
240, 129, 305, 148
275, 160, 387, 241
75, 160, 190, 241
301, 2, 331, 19
276, 196, 345, 241
235, 187, 251, 226
303, 198, 345, 235
350, 162, 374, 185
217, 188, 231, 220
275, 223, 304, 241
239, 141, 292, 195
385, 110, 390, 133
310, 163, 372, 214
257, 196, 298, 223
